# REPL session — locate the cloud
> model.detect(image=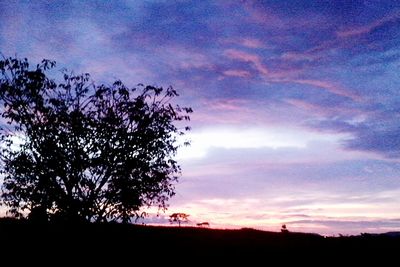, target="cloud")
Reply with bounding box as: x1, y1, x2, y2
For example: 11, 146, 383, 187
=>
168, 186, 400, 234
307, 118, 361, 134
223, 48, 361, 102
204, 99, 250, 112
289, 218, 400, 235
0, 205, 6, 217
220, 37, 270, 49
284, 98, 361, 118
344, 125, 400, 158
222, 69, 251, 78
177, 126, 344, 159
240, 0, 285, 28
224, 49, 269, 75
337, 12, 400, 38
188, 97, 314, 127
292, 79, 361, 101
307, 108, 400, 158
239, 38, 266, 49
